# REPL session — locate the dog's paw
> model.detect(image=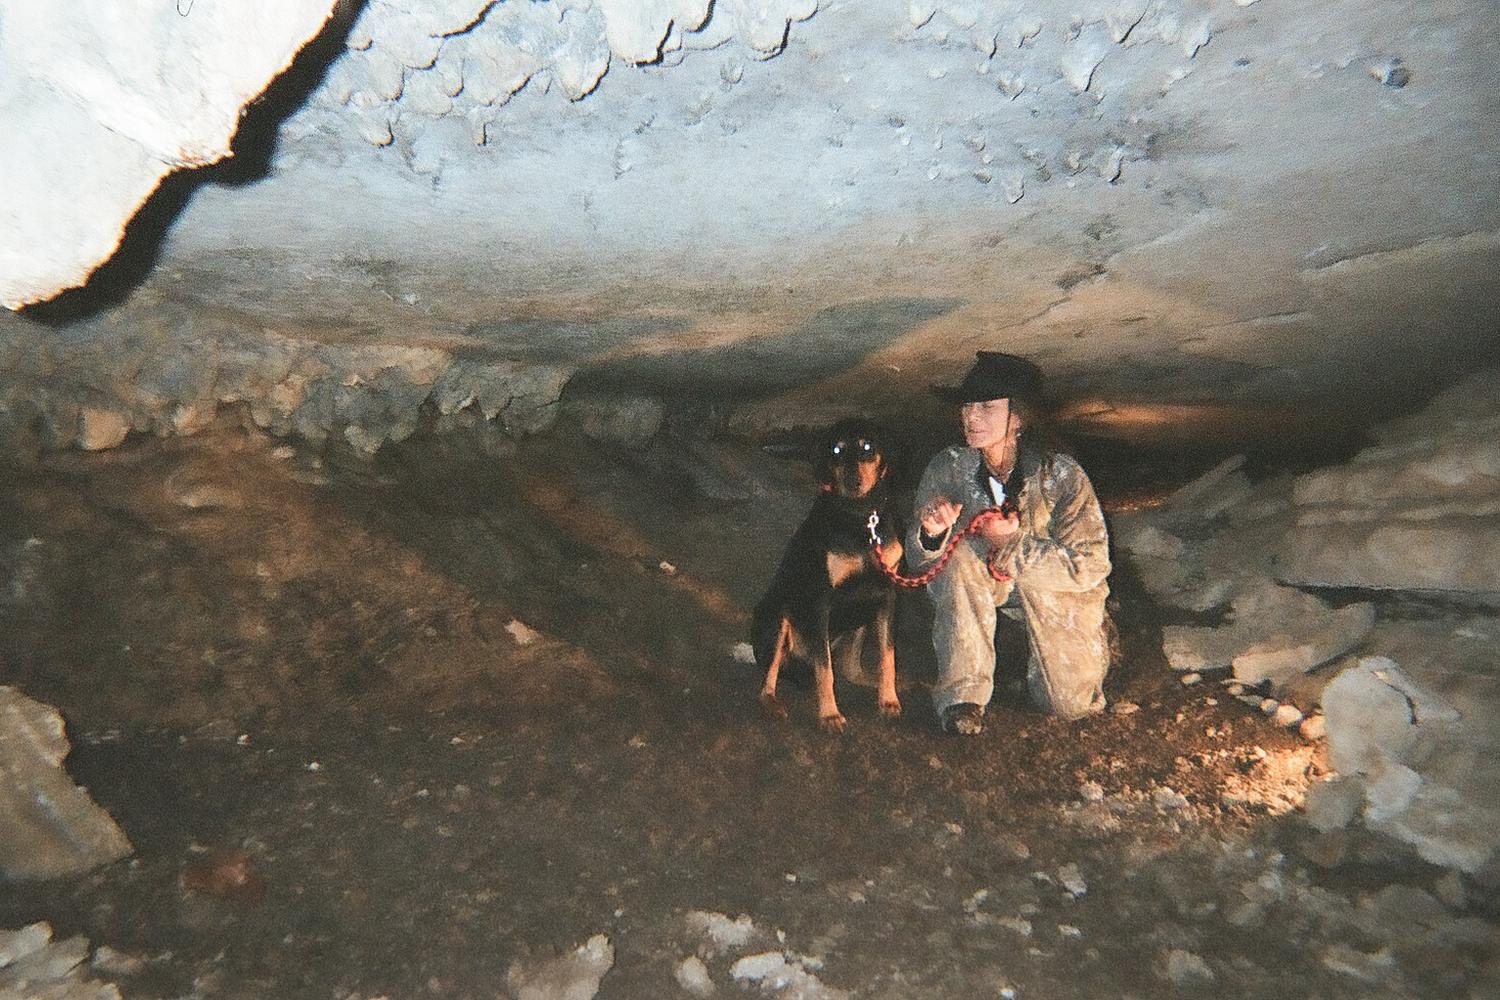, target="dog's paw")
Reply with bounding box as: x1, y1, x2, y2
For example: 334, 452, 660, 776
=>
818, 712, 848, 734
879, 697, 903, 719
760, 691, 789, 720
